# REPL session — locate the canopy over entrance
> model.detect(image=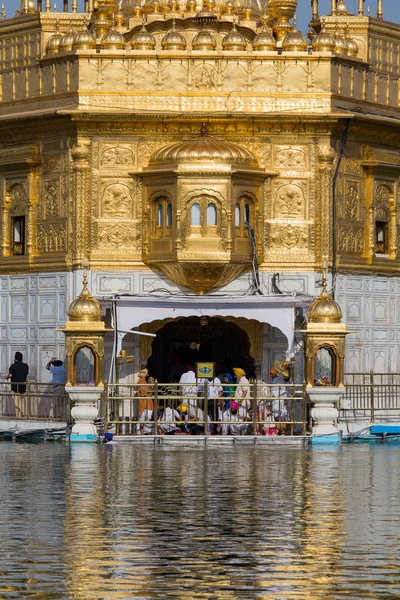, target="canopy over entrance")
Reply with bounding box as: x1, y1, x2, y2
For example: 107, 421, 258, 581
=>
114, 294, 311, 355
